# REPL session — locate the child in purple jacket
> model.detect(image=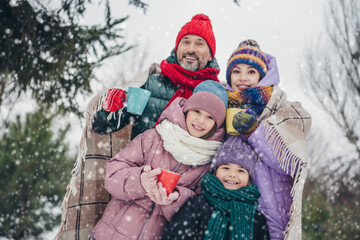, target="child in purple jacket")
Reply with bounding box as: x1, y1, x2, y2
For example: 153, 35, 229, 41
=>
223, 40, 312, 240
